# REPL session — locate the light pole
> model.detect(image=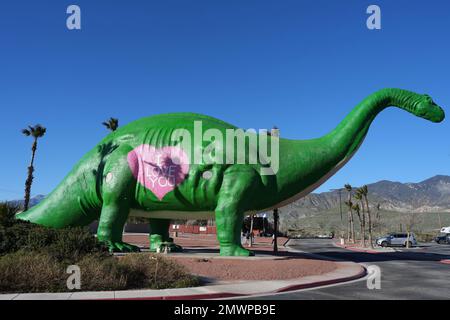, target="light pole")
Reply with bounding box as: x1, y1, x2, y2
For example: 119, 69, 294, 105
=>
271, 125, 280, 254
